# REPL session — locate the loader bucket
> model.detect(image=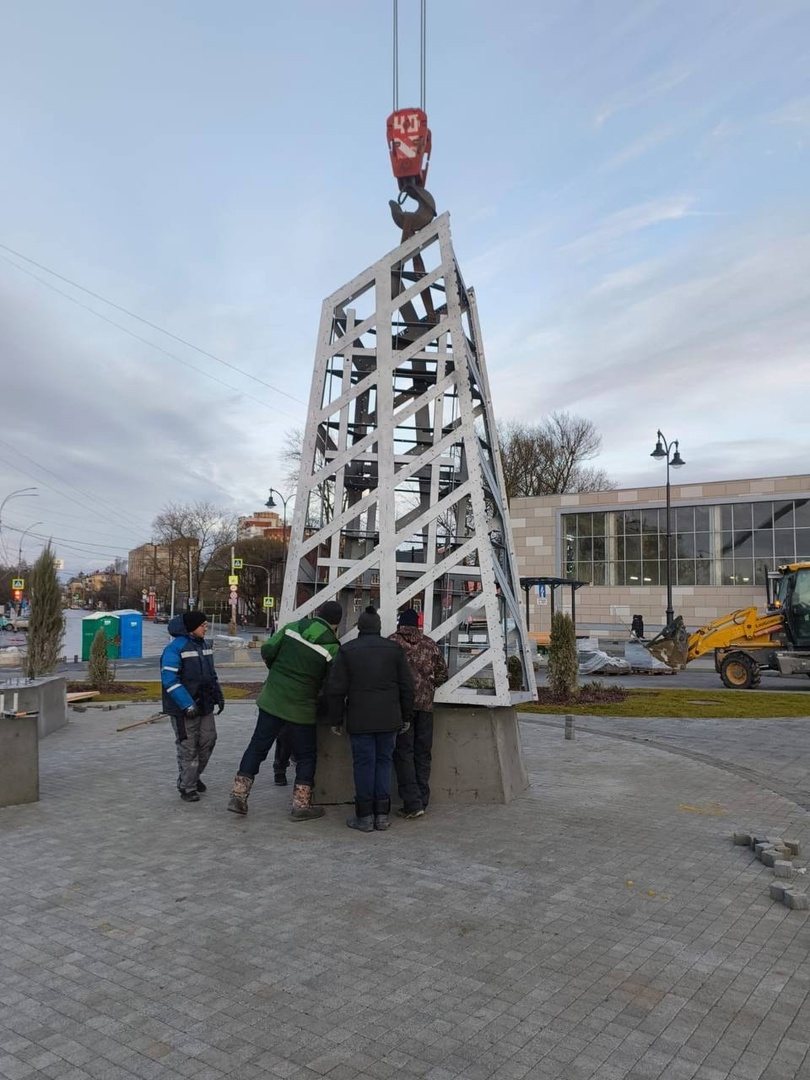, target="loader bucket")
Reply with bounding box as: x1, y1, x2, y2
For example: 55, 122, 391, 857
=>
645, 616, 689, 670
